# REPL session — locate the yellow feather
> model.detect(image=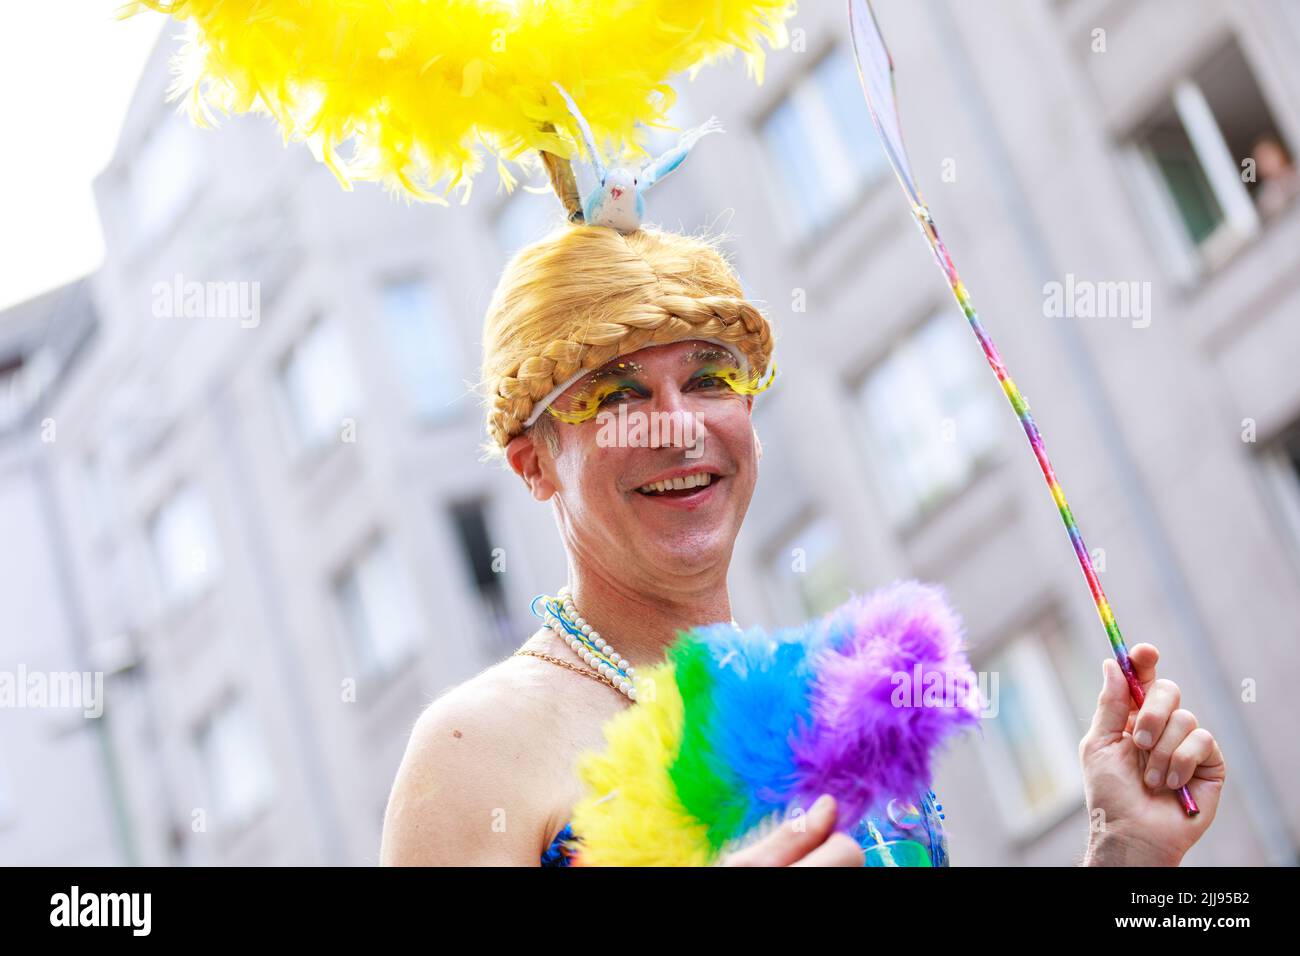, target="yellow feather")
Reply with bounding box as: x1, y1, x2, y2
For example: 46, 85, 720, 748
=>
569, 662, 714, 866
122, 0, 798, 202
